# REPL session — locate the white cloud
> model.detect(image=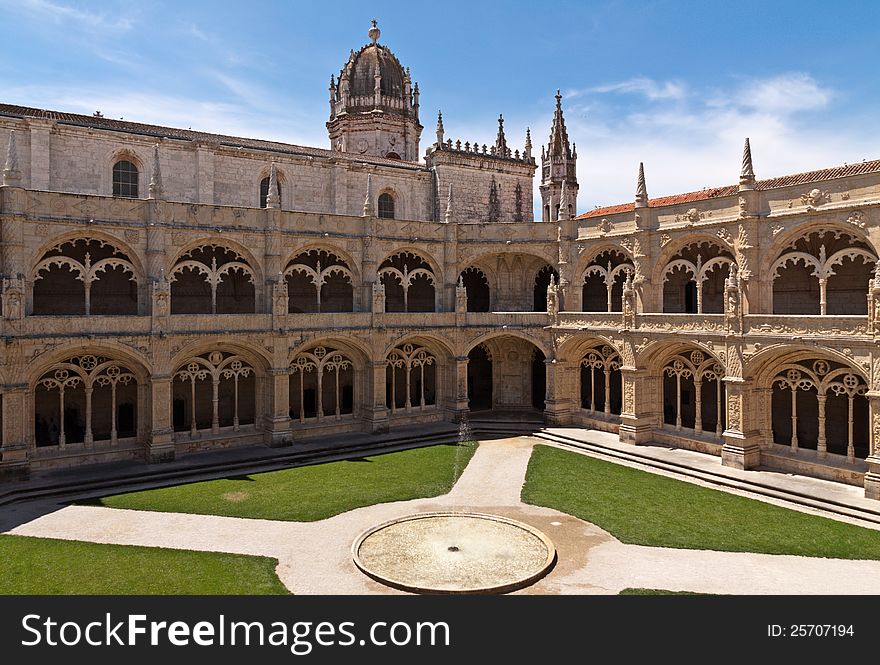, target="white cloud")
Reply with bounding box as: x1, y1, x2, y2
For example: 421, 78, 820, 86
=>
533, 72, 876, 214
5, 0, 134, 32
575, 77, 687, 101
